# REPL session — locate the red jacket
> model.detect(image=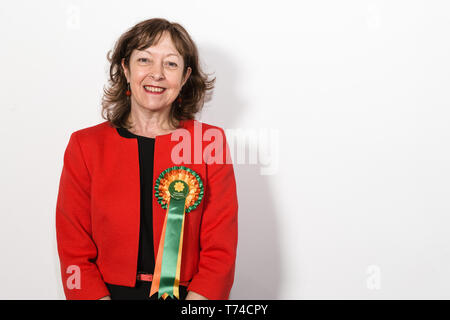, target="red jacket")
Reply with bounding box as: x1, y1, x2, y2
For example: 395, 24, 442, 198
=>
55, 119, 238, 300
